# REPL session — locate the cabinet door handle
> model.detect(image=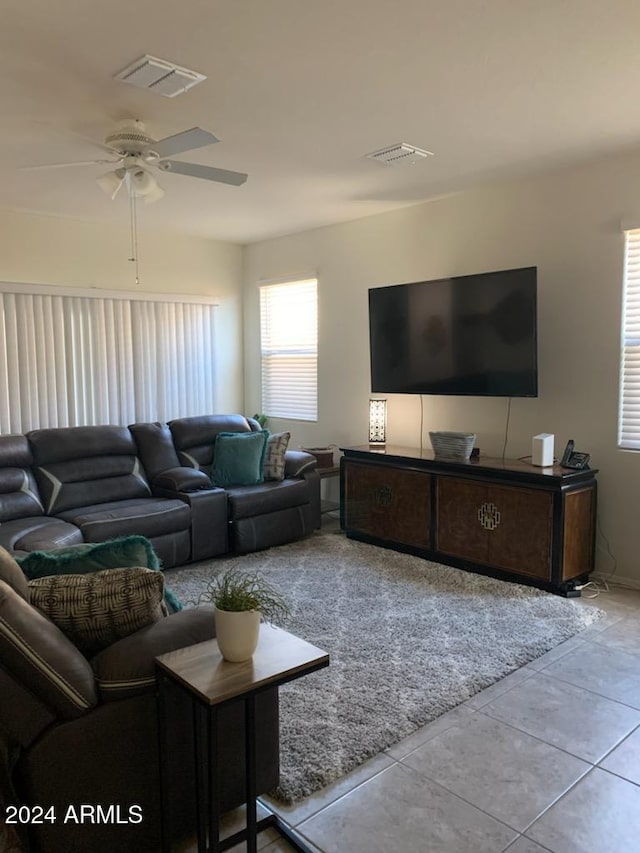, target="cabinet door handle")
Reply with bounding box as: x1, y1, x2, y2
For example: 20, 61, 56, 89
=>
374, 485, 393, 507
478, 502, 501, 530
